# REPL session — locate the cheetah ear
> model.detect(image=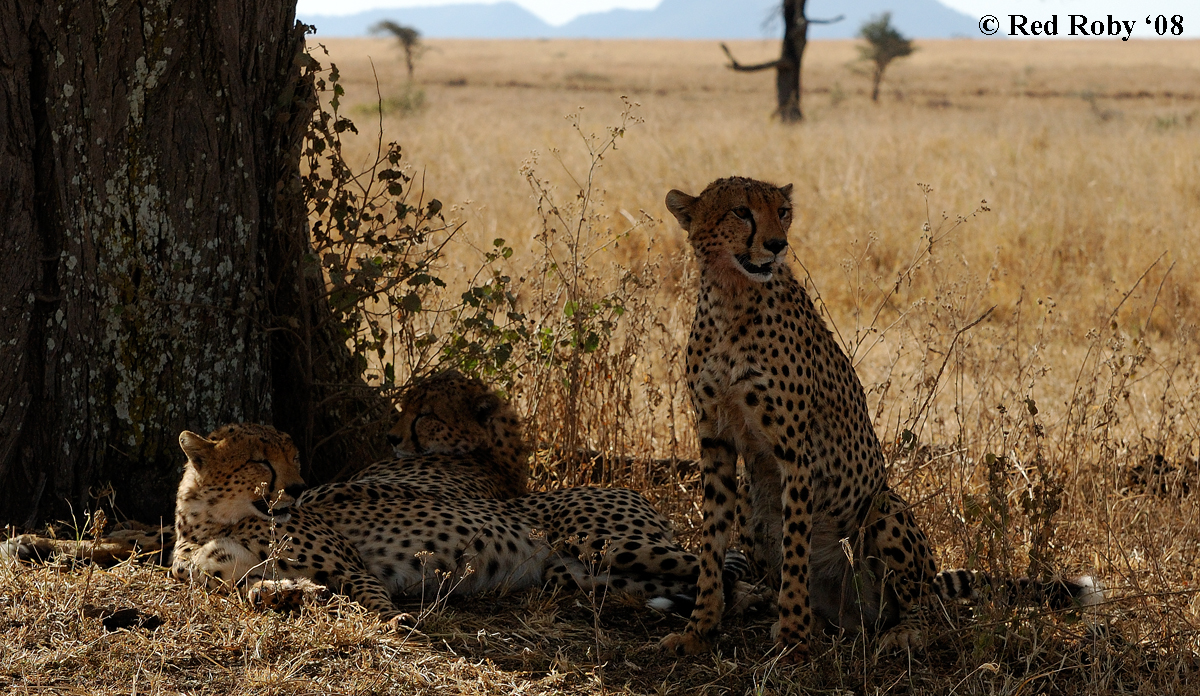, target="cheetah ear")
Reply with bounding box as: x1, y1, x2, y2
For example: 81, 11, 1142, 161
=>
665, 189, 697, 230
179, 430, 216, 466
779, 183, 794, 200
473, 393, 501, 424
